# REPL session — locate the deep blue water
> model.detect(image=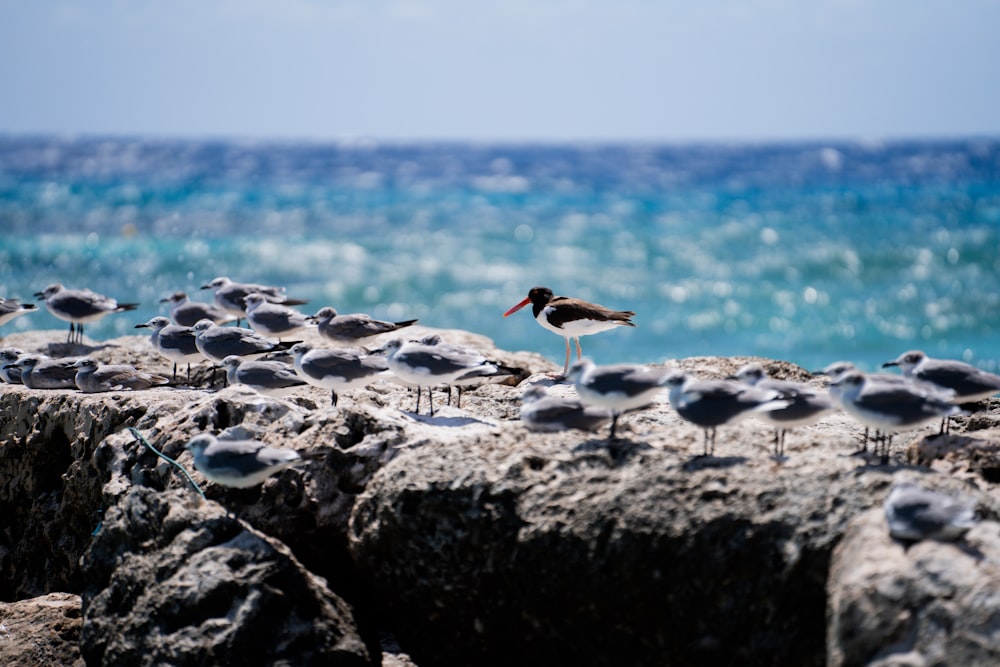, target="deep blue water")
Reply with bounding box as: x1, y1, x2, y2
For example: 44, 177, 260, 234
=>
2, 135, 999, 372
